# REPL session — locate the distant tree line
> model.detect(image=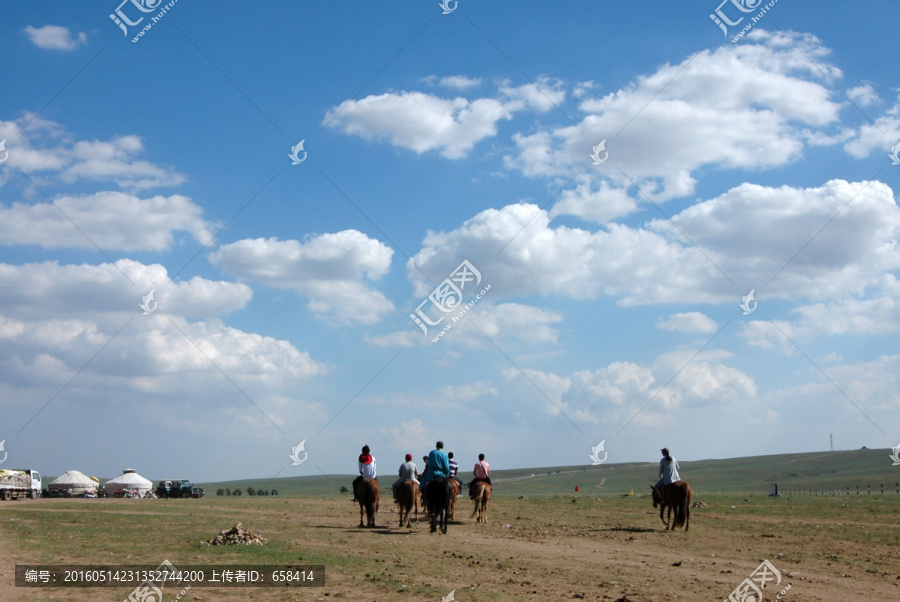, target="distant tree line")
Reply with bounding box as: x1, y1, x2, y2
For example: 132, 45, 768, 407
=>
216, 487, 278, 496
